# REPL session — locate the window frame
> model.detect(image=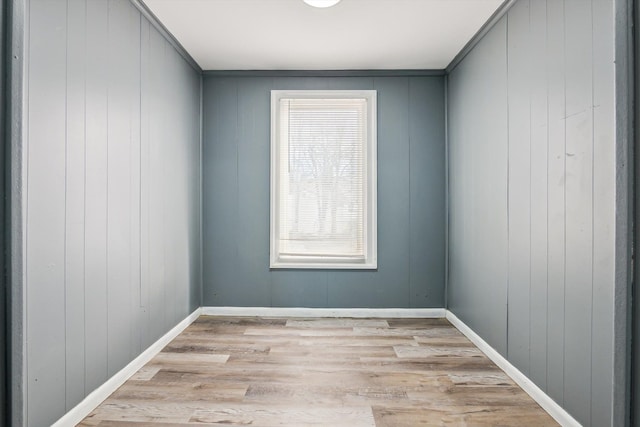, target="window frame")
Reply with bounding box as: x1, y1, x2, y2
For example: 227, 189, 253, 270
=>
270, 89, 377, 270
